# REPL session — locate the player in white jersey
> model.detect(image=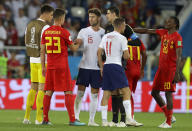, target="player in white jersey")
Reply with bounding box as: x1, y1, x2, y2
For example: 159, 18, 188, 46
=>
74, 8, 105, 126
98, 17, 137, 127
